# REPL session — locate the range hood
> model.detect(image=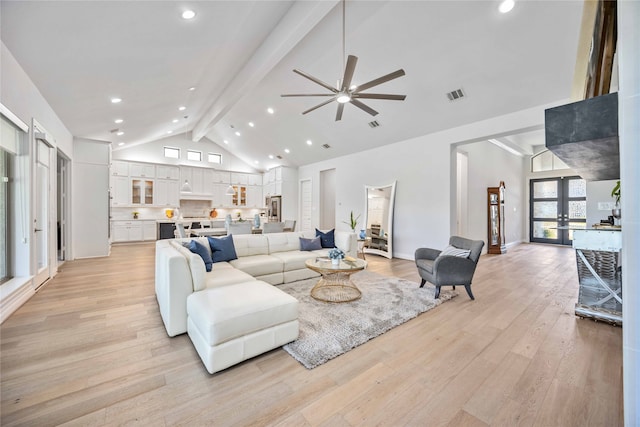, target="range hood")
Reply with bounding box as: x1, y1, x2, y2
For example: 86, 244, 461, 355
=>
545, 92, 619, 181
